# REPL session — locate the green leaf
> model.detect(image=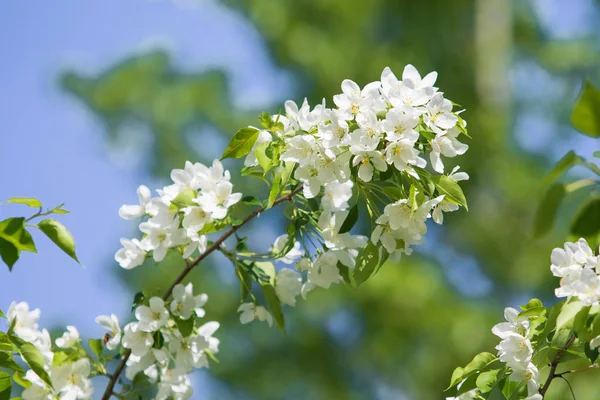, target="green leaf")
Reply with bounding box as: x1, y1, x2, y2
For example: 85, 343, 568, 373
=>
533, 183, 565, 237
241, 196, 262, 206
11, 371, 30, 389
0, 238, 19, 271
338, 204, 358, 234
259, 111, 272, 129
337, 262, 351, 285
261, 284, 285, 331
236, 265, 253, 301
432, 175, 468, 210
4, 198, 42, 208
520, 298, 544, 312
447, 352, 497, 389
594, 151, 600, 159
542, 151, 582, 186
171, 189, 197, 209
0, 309, 4, 319
0, 371, 11, 400
49, 203, 69, 215
570, 79, 600, 137
0, 352, 23, 373
254, 142, 273, 172
353, 242, 379, 287
175, 318, 194, 337
0, 333, 14, 352
254, 261, 276, 285
9, 334, 52, 388
221, 127, 260, 159
131, 292, 145, 312
571, 197, 600, 238
152, 331, 165, 348
476, 369, 500, 394
0, 218, 37, 253
37, 219, 79, 263
556, 300, 583, 332
500, 377, 521, 399
88, 339, 103, 359
584, 342, 599, 363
